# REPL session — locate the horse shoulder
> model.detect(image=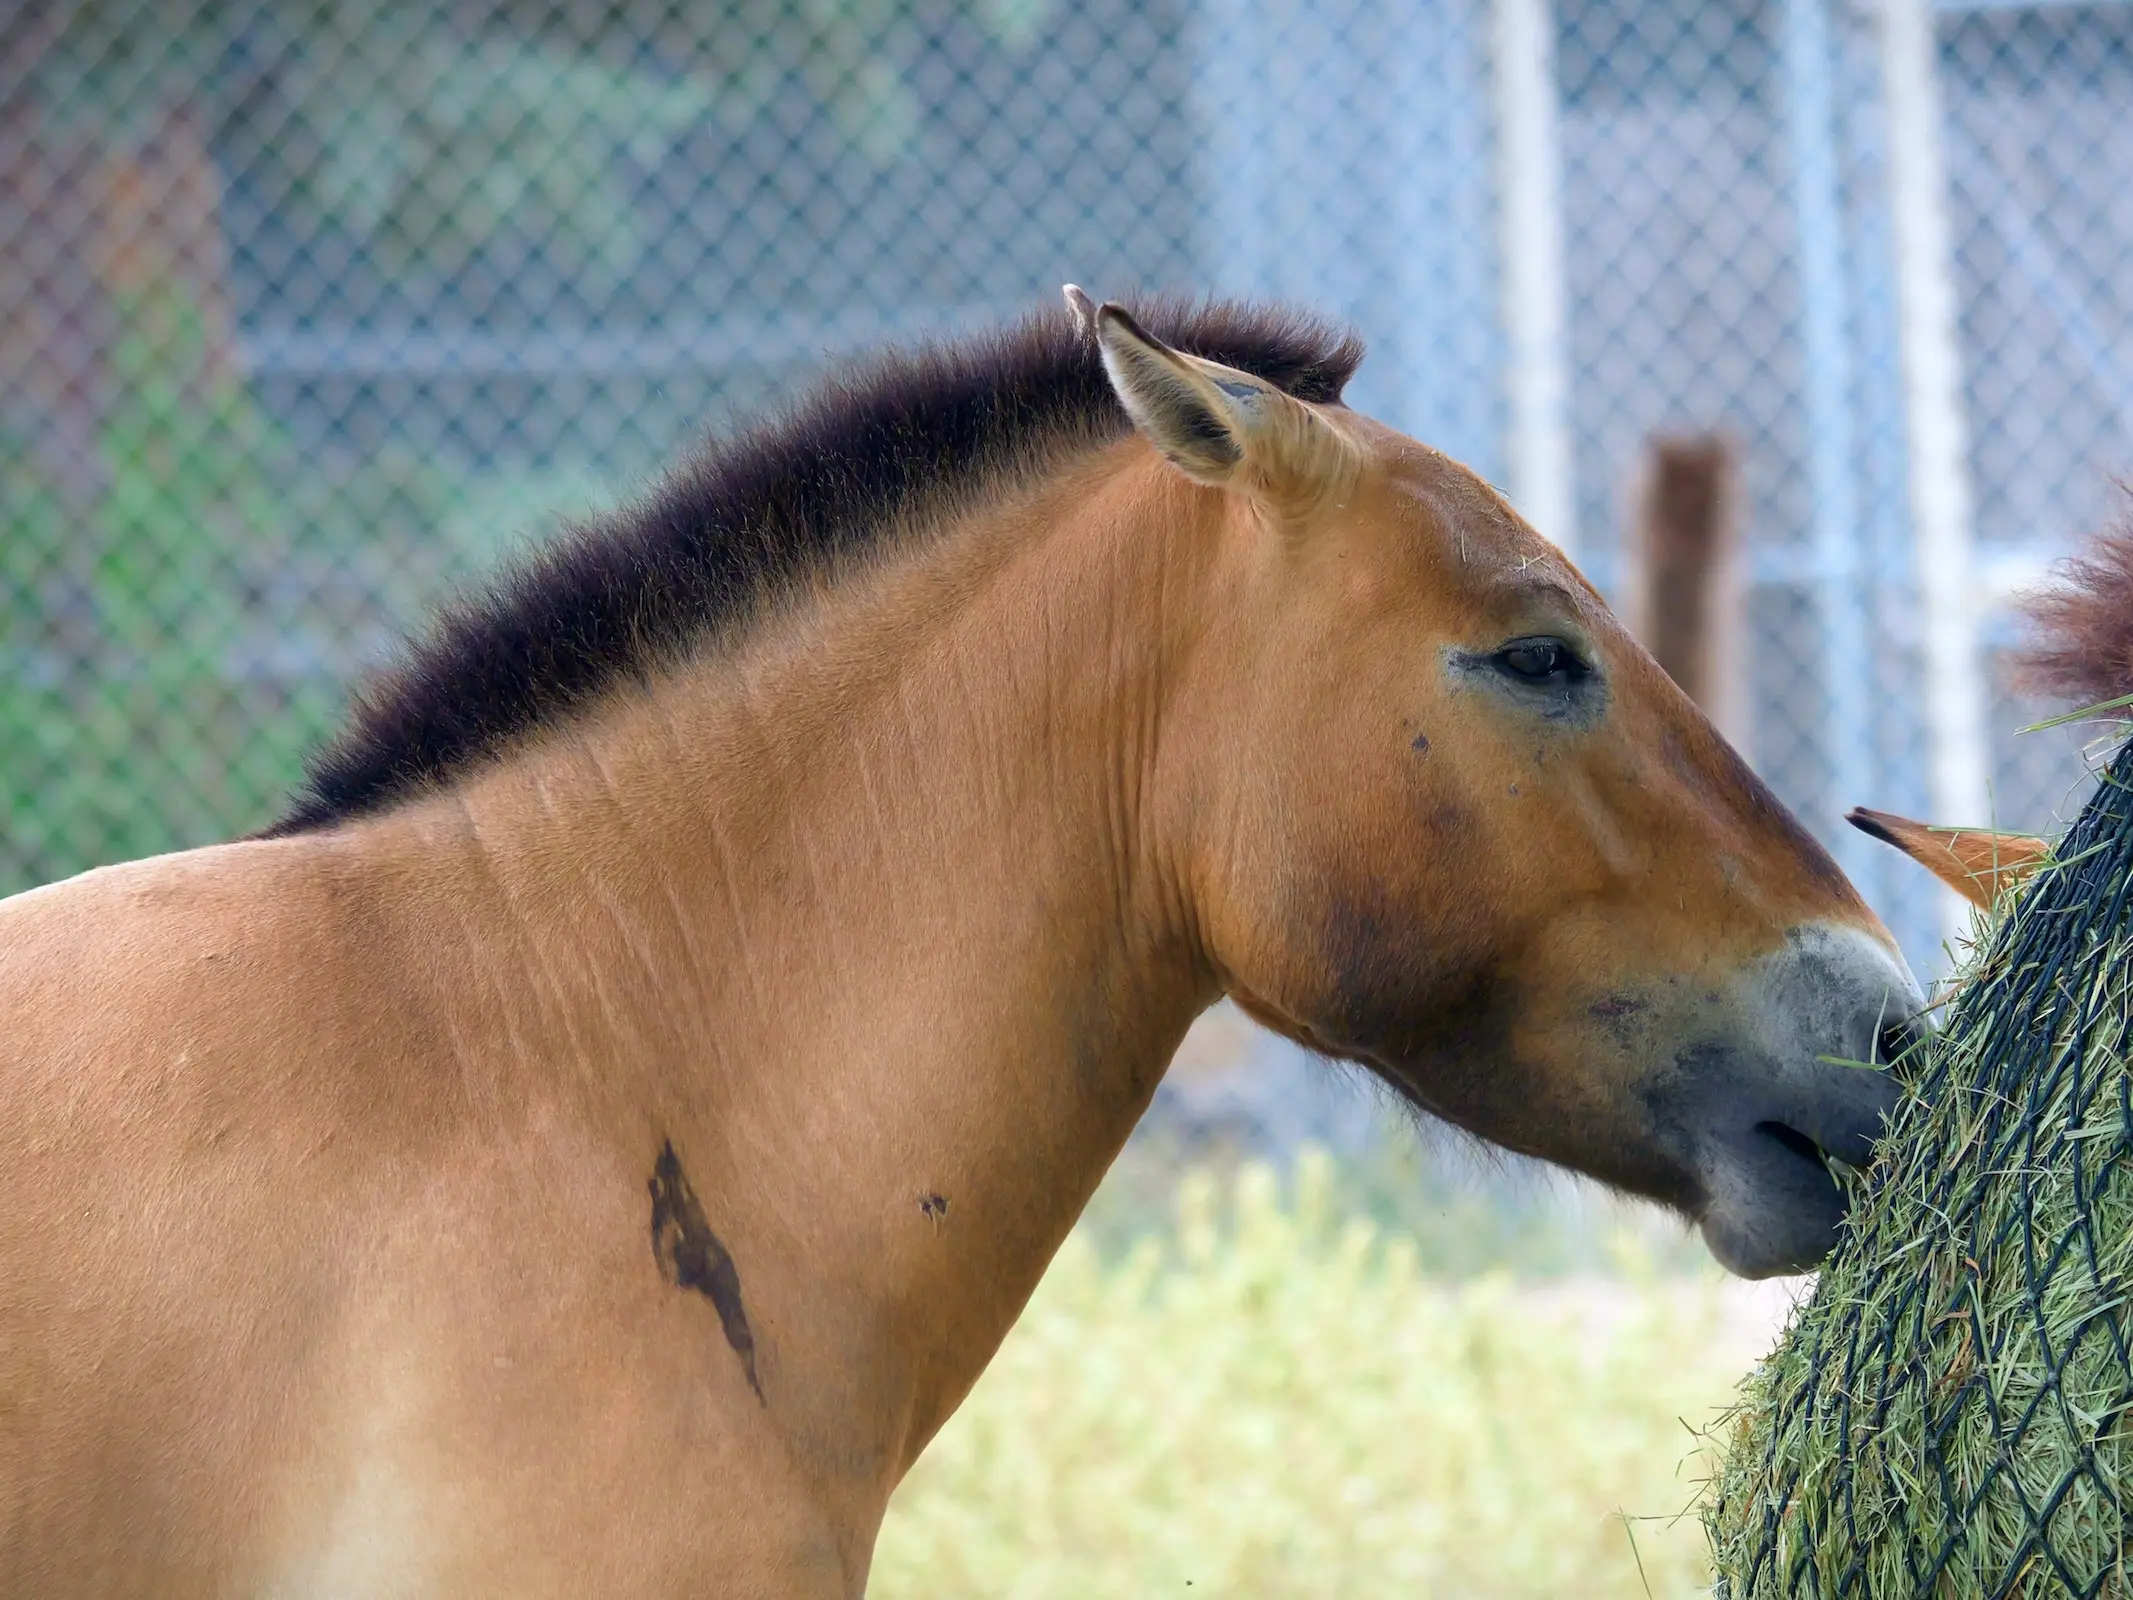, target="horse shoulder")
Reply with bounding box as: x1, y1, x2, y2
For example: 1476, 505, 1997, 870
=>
0, 841, 445, 1587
